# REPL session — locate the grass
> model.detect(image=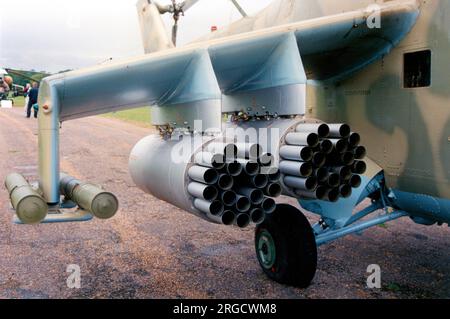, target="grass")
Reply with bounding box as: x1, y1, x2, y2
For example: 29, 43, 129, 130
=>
7, 96, 152, 128
13, 96, 25, 107
104, 107, 152, 127
384, 282, 402, 293
0, 95, 25, 107
9, 101, 216, 131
